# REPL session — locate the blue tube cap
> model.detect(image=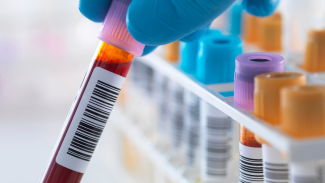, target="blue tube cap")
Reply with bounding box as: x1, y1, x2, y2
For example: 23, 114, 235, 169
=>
196, 34, 242, 84
180, 29, 222, 75
229, 1, 243, 35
